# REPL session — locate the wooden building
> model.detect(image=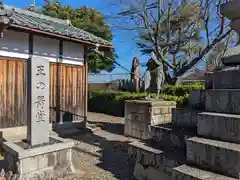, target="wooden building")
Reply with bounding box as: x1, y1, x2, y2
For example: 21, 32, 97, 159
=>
0, 4, 113, 128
